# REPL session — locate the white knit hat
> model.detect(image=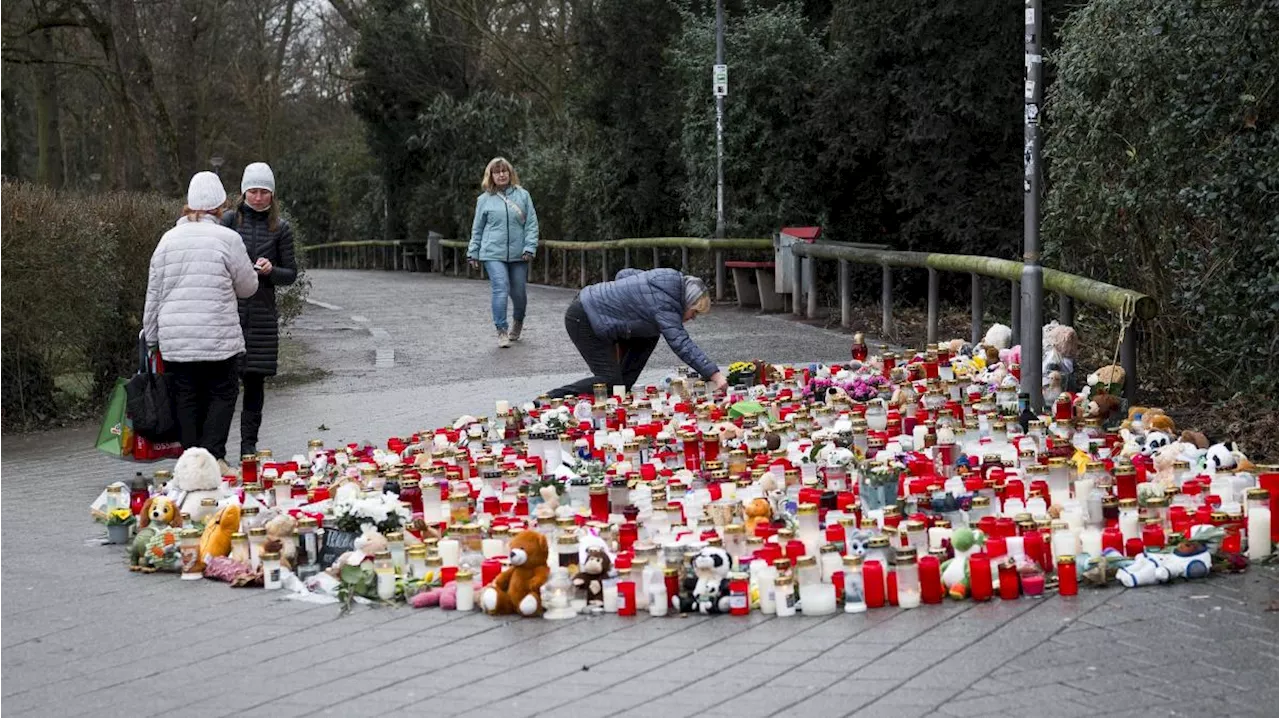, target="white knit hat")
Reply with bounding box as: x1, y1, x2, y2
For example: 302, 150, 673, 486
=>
186, 172, 227, 211
241, 162, 276, 194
